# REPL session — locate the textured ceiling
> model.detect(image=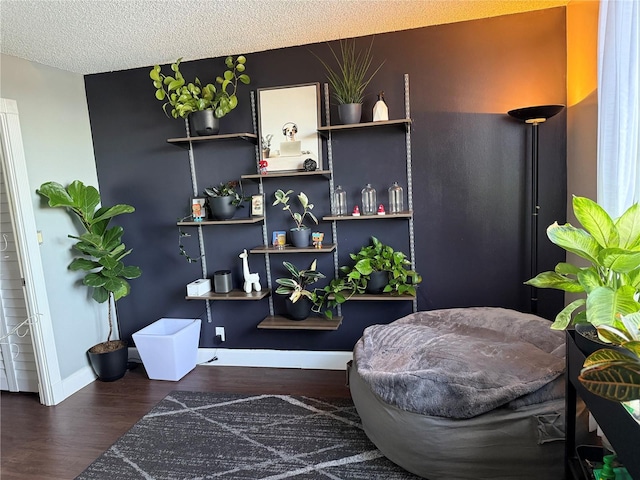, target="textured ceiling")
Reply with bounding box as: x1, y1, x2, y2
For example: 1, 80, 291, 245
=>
1, 0, 569, 75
